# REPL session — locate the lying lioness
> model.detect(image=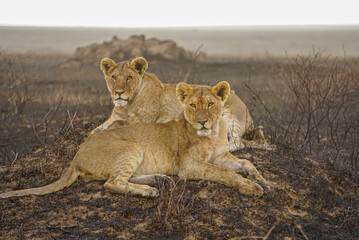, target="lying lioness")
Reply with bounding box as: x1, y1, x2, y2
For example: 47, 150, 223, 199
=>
91, 57, 259, 151
0, 81, 268, 199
